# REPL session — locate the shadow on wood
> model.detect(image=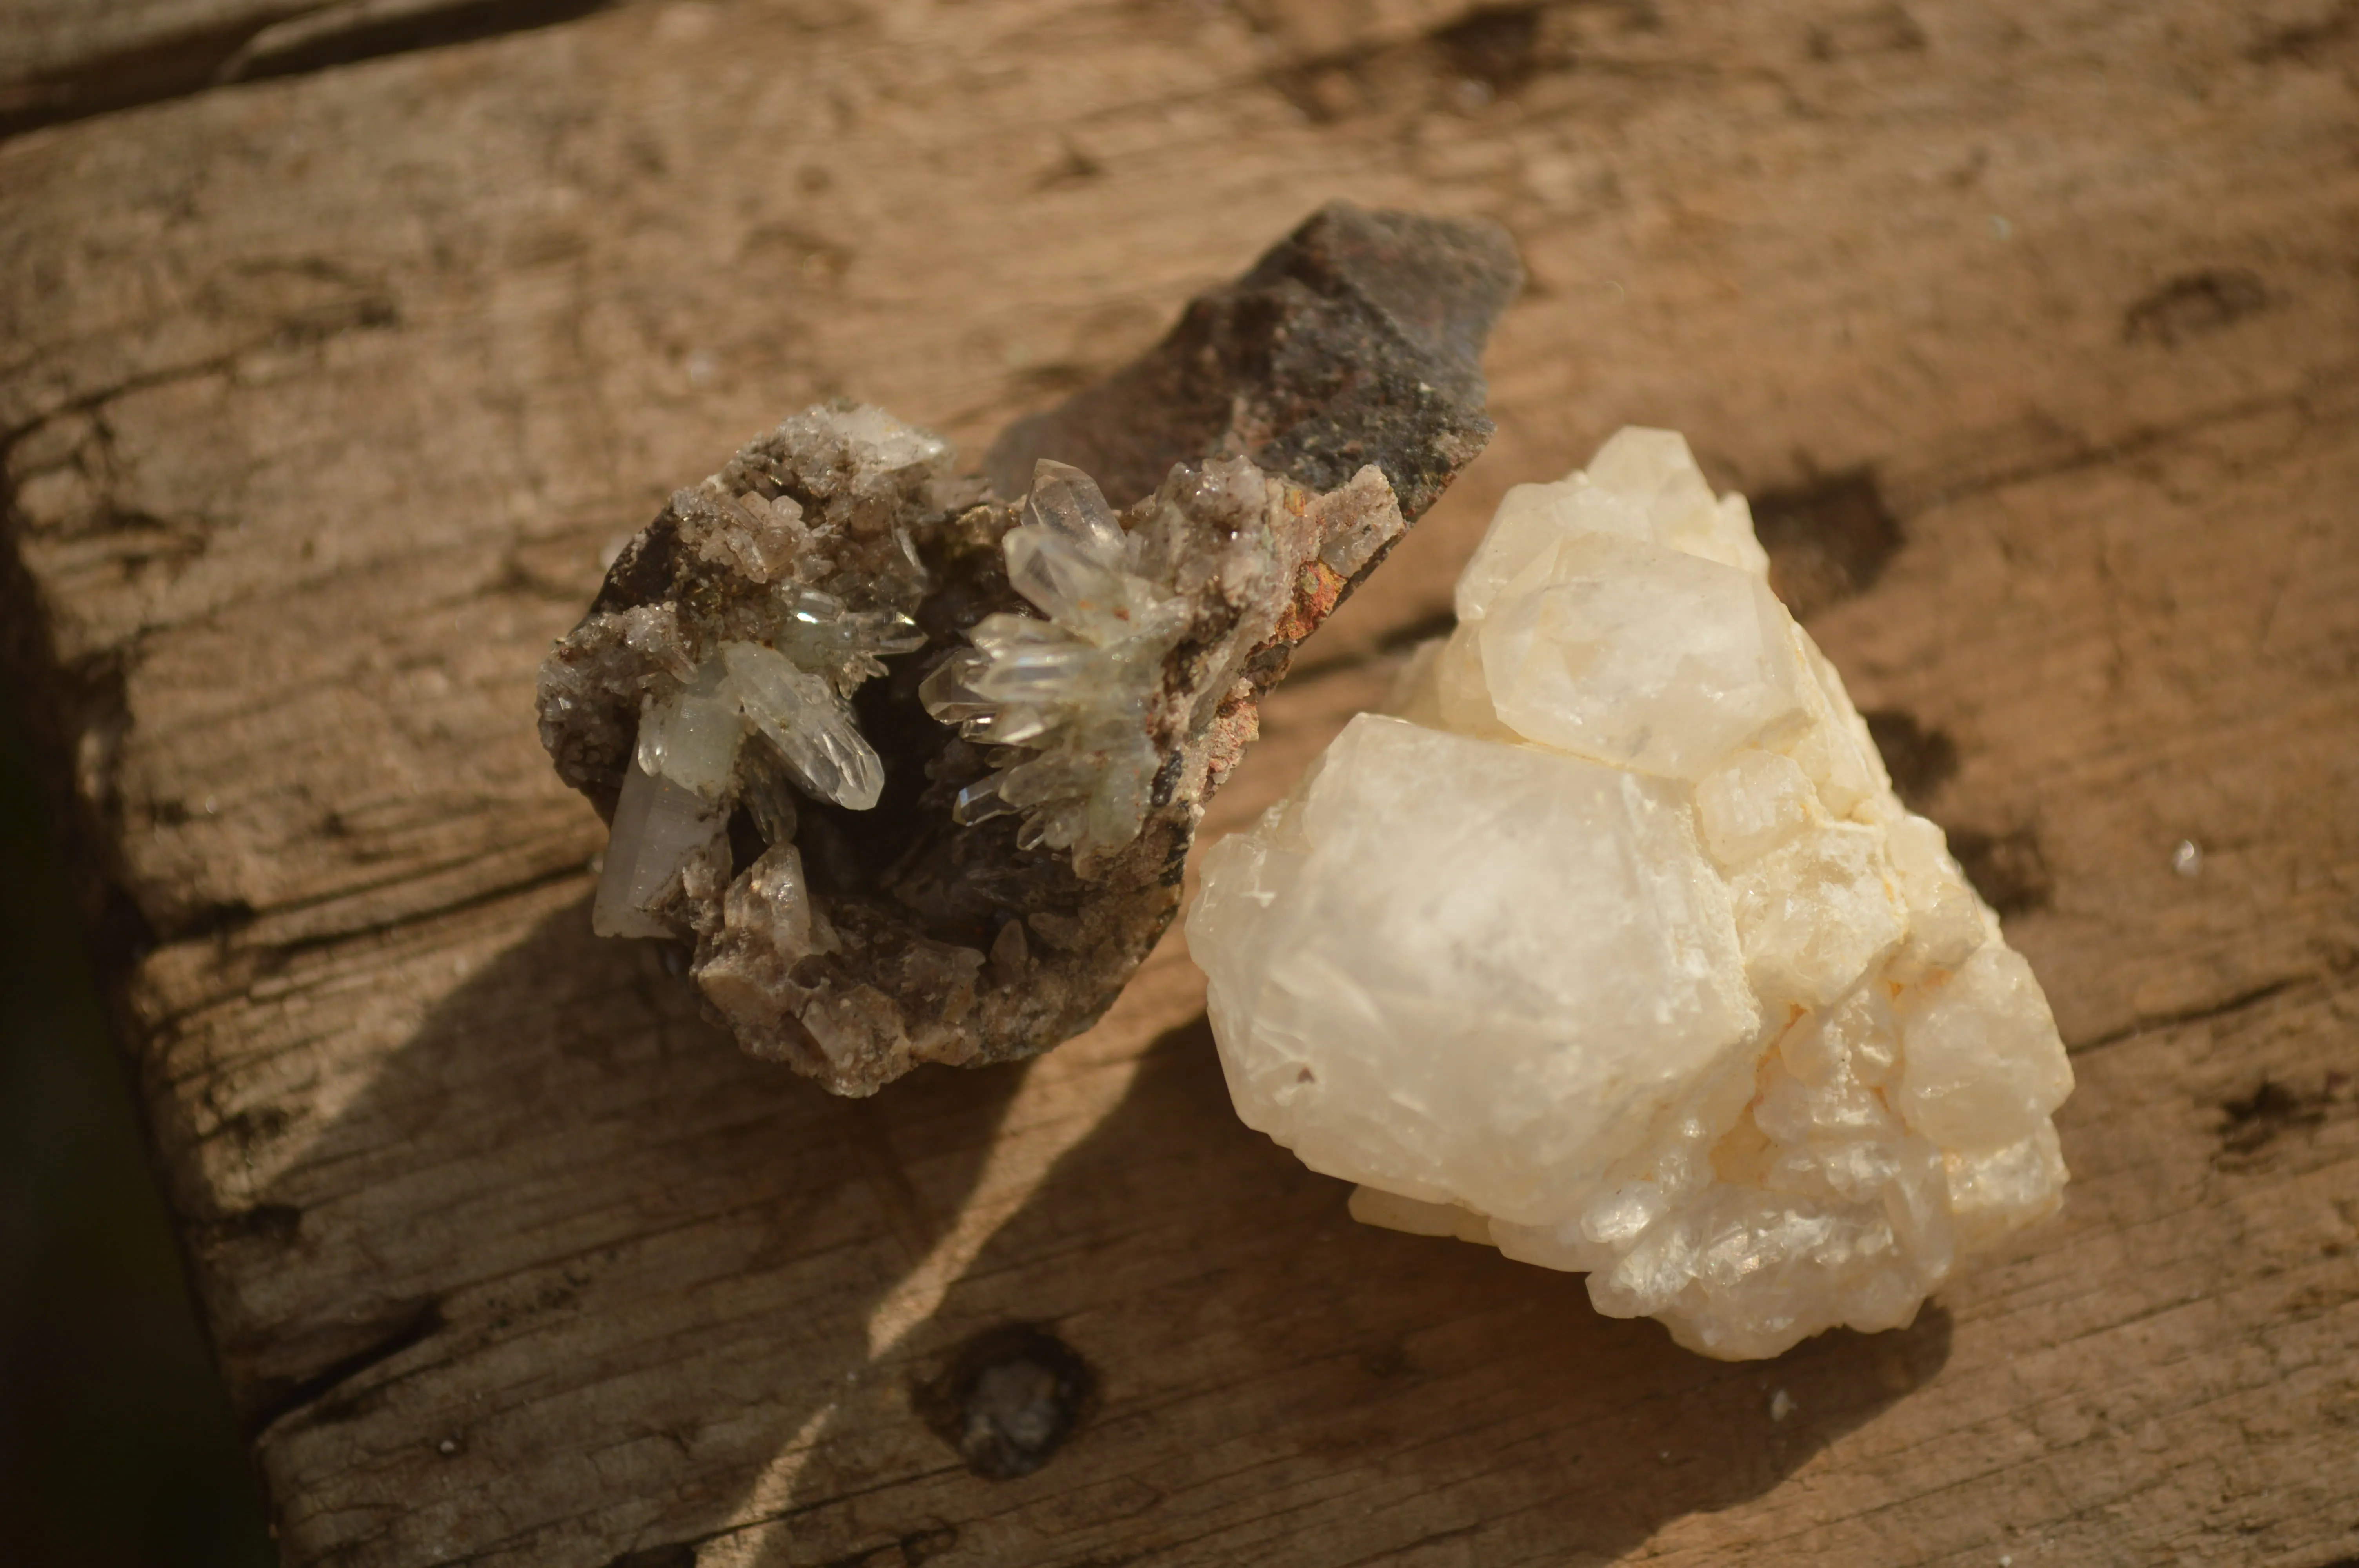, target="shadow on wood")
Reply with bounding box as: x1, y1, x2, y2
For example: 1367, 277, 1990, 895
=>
753, 1014, 1952, 1564
220, 890, 1948, 1563
225, 895, 1031, 1559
